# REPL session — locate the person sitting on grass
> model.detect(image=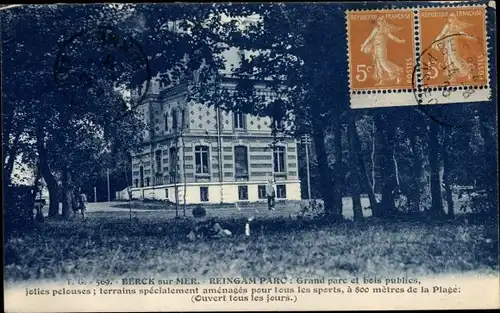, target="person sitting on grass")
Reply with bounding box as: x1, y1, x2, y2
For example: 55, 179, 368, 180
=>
187, 206, 232, 241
